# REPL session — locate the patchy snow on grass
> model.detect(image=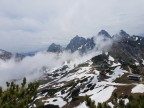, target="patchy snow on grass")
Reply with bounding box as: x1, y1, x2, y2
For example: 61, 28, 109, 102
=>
131, 84, 144, 93
108, 102, 114, 108
118, 98, 129, 105
80, 81, 119, 96
90, 86, 116, 105
34, 95, 45, 101
124, 98, 129, 105
80, 85, 105, 96
106, 66, 127, 82
87, 60, 93, 66
111, 62, 121, 67
43, 97, 67, 108
55, 89, 69, 98
135, 37, 138, 41
58, 67, 94, 82
105, 52, 108, 55
109, 56, 115, 61
74, 101, 88, 108
142, 59, 144, 65
135, 62, 139, 66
